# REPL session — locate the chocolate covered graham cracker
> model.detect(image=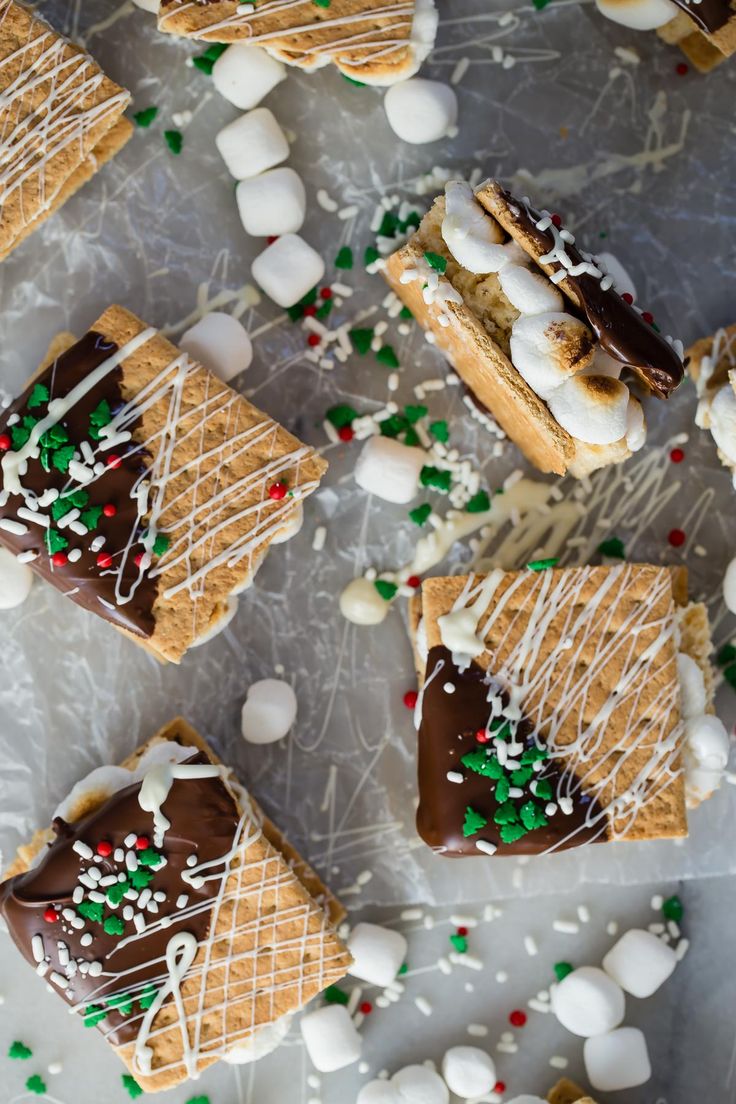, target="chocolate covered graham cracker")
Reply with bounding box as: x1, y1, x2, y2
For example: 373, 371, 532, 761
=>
0, 718, 351, 1092
0, 1, 132, 261
411, 564, 718, 857
158, 0, 438, 85
0, 305, 327, 662
687, 321, 736, 484
656, 0, 736, 71
384, 179, 684, 478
